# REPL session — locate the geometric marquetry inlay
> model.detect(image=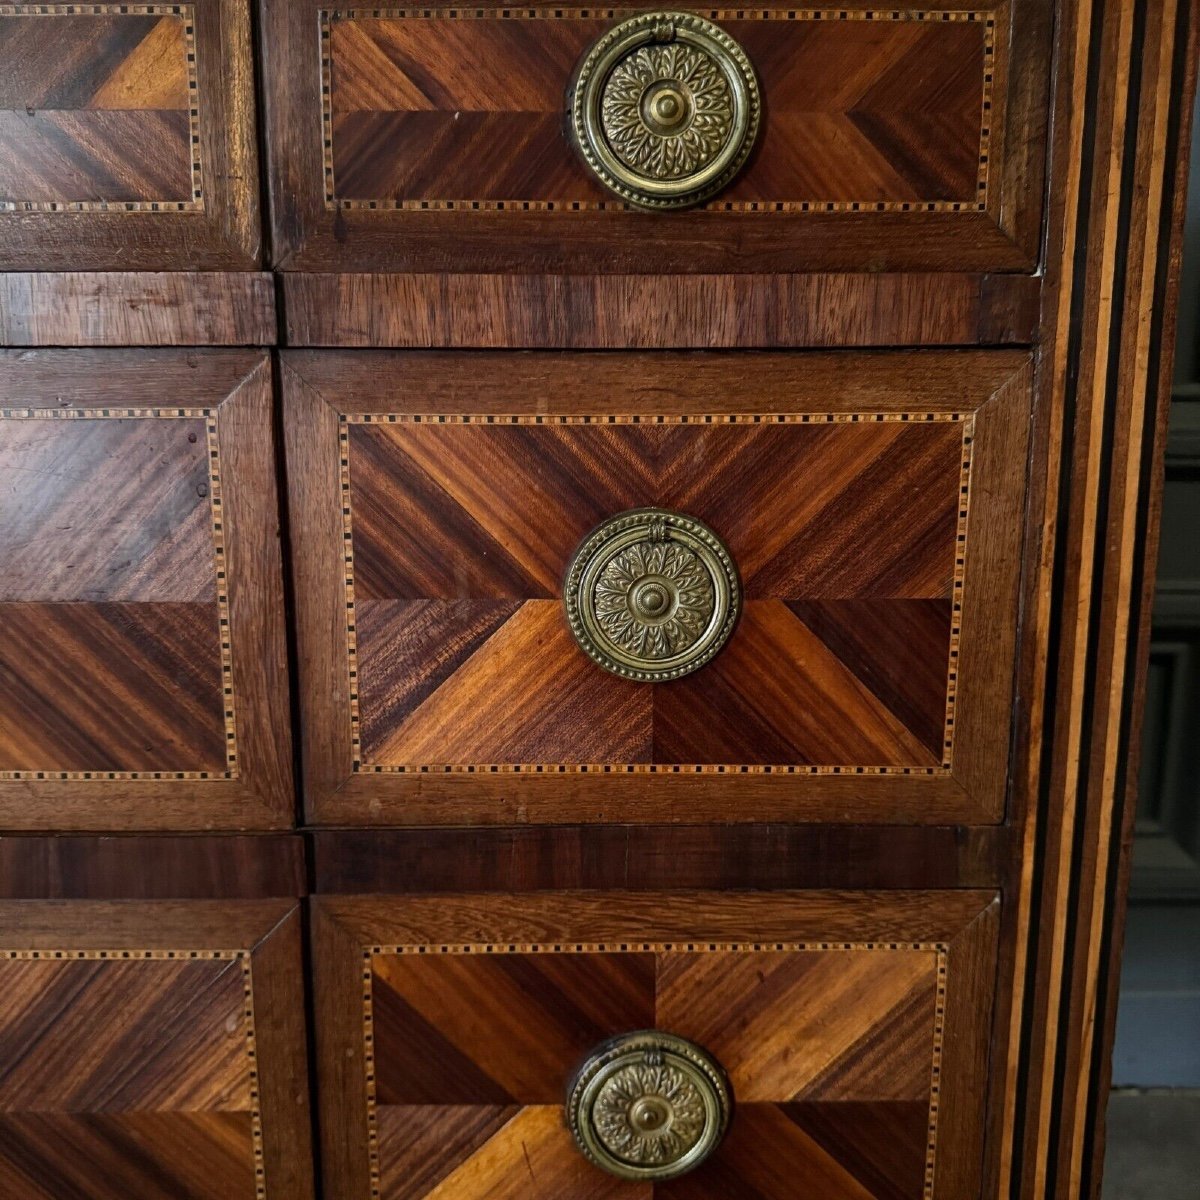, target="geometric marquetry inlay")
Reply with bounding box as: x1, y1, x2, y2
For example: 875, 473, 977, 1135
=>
0, 407, 235, 780
0, 950, 262, 1200
341, 411, 973, 777
314, 892, 1000, 1200
361, 941, 948, 1200
0, 4, 203, 212
320, 8, 996, 214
